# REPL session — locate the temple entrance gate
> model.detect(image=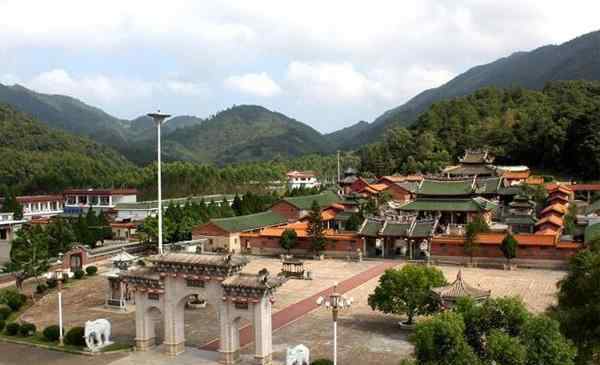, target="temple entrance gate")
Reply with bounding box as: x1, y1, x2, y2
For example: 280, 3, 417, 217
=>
122, 253, 285, 365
